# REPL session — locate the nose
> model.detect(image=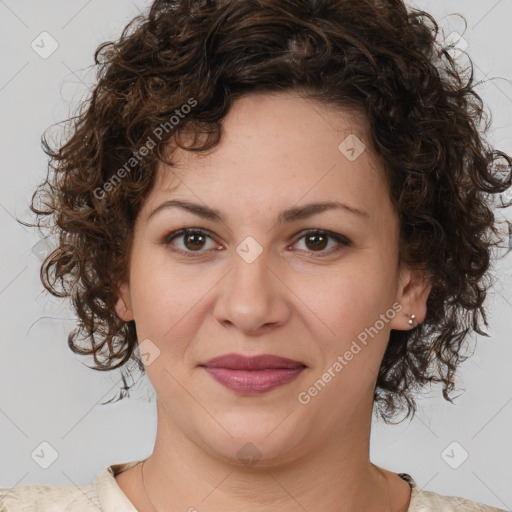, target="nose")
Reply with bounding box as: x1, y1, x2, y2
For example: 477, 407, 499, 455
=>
213, 246, 290, 335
